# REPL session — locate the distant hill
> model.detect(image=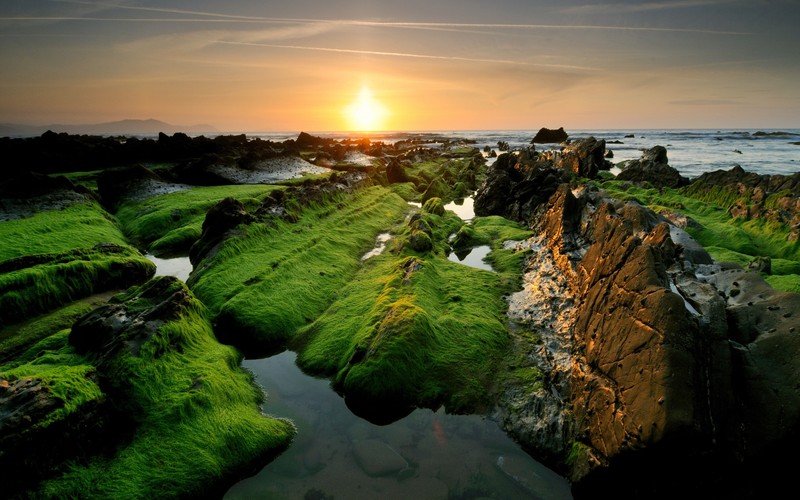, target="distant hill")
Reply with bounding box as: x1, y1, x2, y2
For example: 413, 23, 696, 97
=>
0, 119, 219, 137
